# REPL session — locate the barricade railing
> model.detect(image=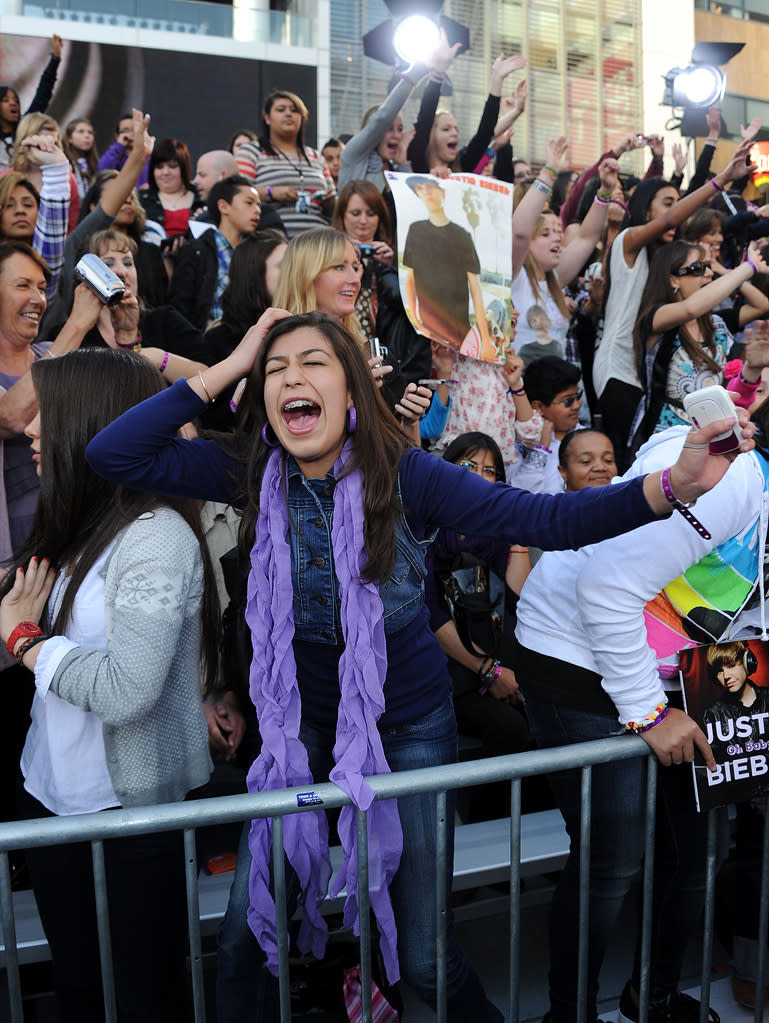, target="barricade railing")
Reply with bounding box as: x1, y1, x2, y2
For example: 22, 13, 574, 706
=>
0, 734, 761, 1023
